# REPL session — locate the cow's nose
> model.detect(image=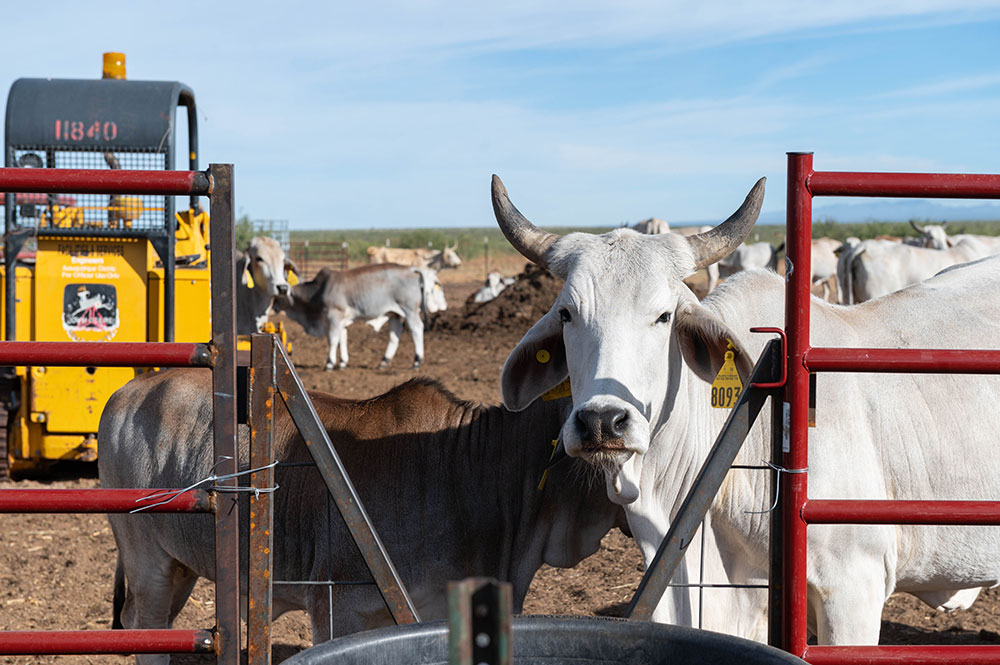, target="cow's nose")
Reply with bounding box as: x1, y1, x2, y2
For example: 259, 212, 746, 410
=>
575, 407, 629, 445
276, 284, 289, 295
